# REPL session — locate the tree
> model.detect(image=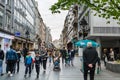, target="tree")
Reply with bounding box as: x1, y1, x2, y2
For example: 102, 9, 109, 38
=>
50, 0, 120, 23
